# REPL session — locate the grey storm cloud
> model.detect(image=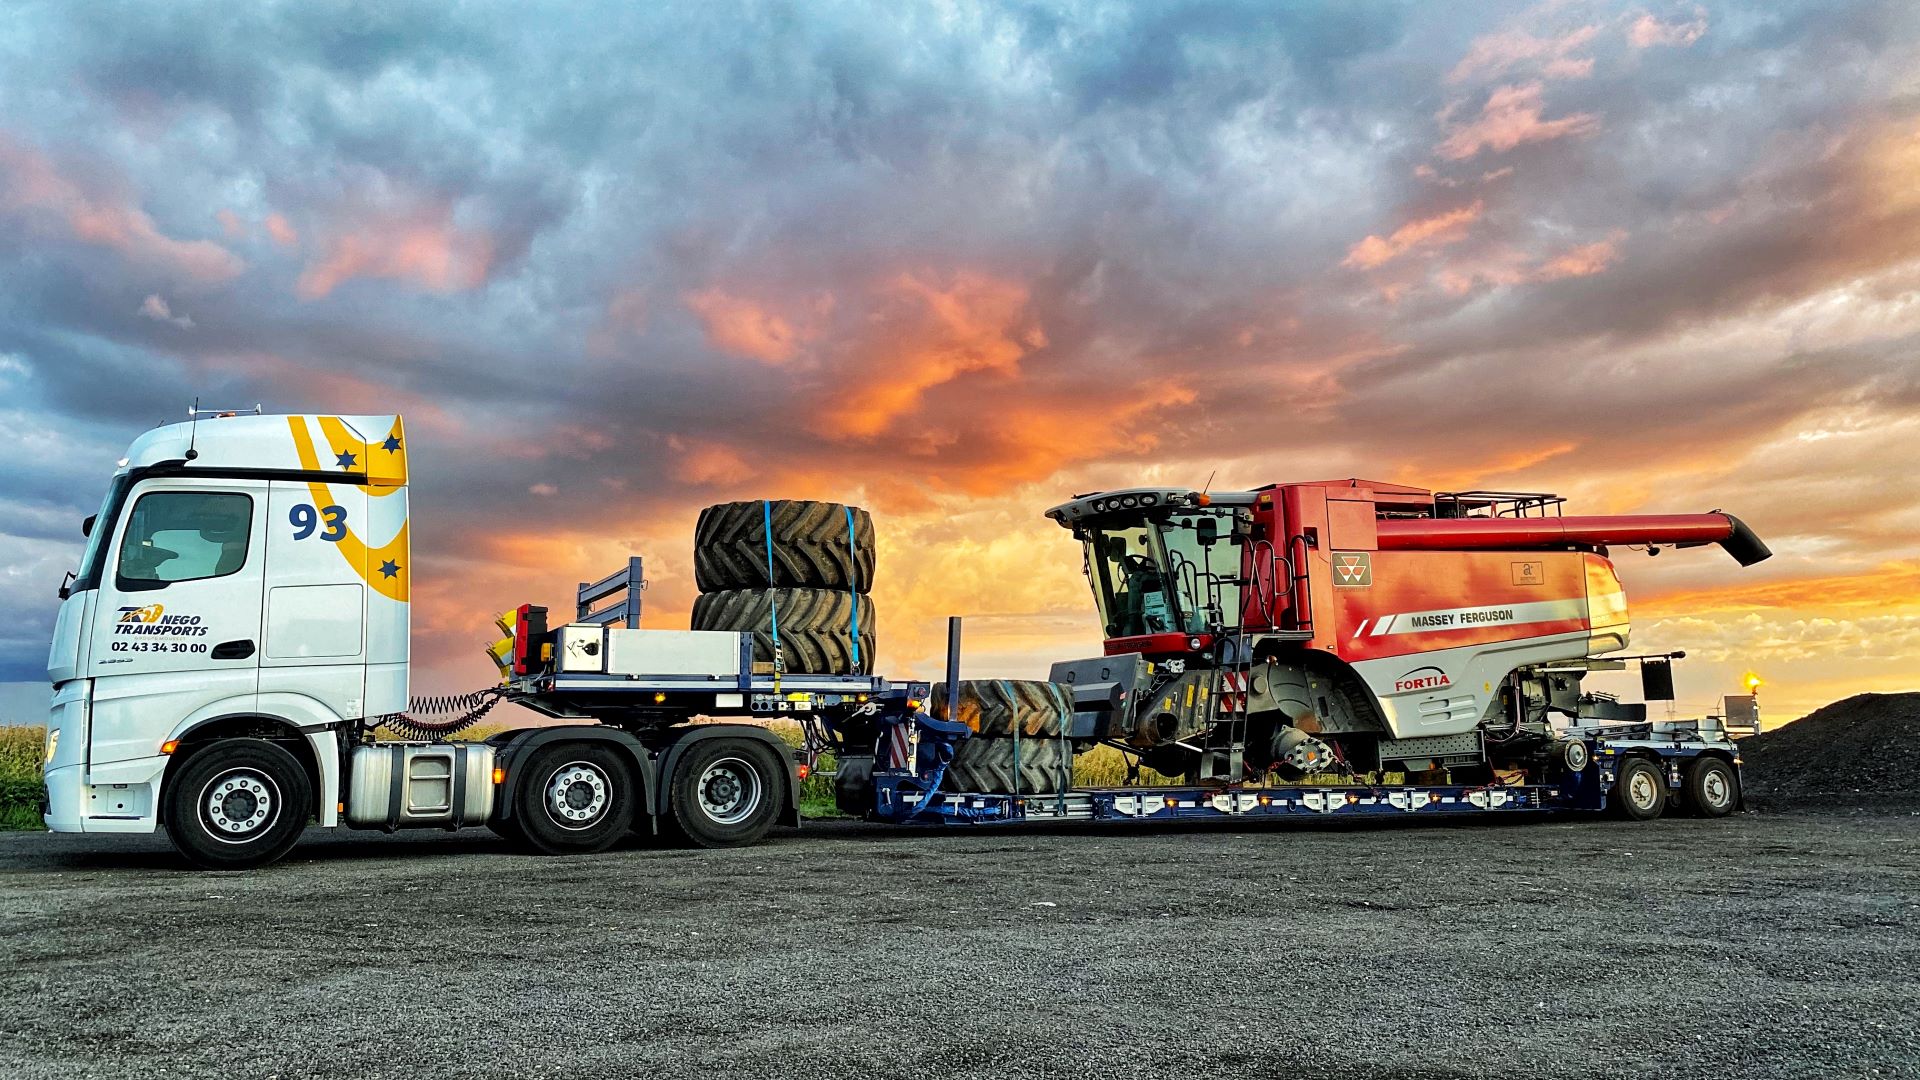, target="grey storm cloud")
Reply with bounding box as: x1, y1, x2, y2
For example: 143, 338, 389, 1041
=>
0, 0, 1917, 697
